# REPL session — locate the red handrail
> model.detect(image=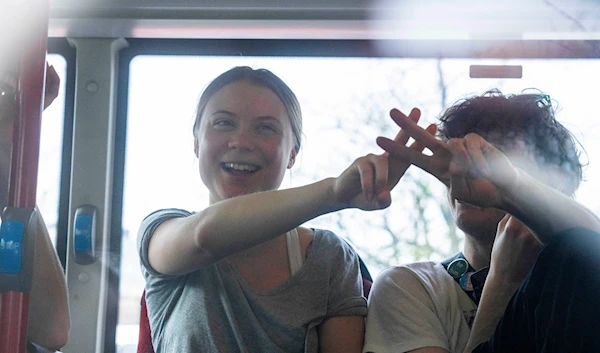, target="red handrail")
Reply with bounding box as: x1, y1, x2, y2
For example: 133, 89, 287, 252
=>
0, 1, 50, 352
